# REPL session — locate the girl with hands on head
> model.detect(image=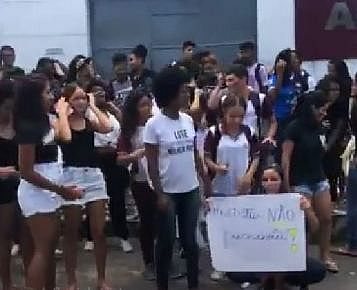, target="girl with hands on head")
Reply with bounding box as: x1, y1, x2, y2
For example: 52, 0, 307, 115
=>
57, 83, 112, 290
